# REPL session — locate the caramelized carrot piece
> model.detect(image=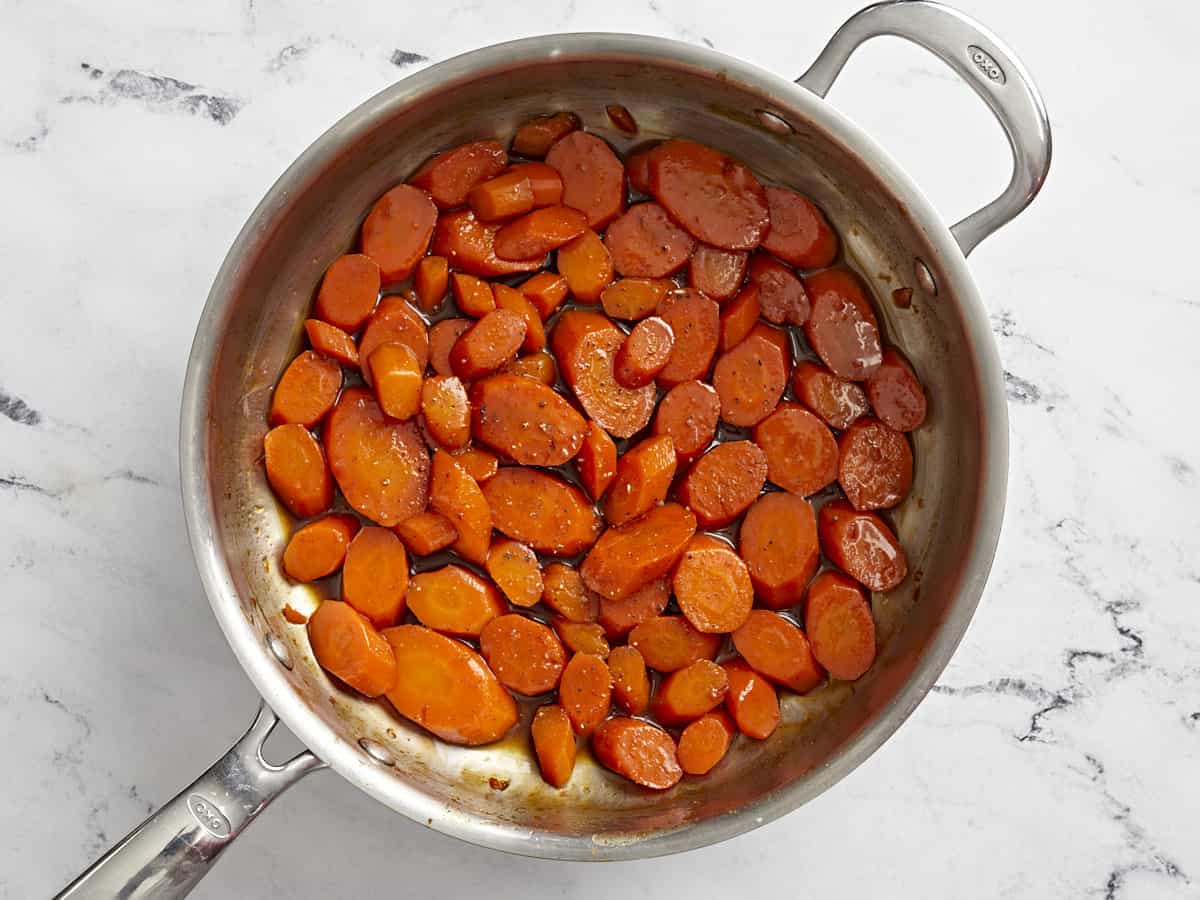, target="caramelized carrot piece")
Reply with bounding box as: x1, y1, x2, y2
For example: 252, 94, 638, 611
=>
282, 514, 360, 583
655, 289, 719, 387
264, 424, 333, 518
485, 539, 543, 608
598, 577, 669, 639
689, 245, 748, 302
559, 652, 611, 736
739, 492, 819, 609
468, 170, 535, 222
601, 277, 671, 320
718, 284, 760, 352
531, 704, 577, 787
653, 380, 720, 464
553, 619, 610, 658
749, 321, 792, 373
677, 710, 735, 775
420, 375, 470, 449
450, 308, 526, 379
606, 104, 638, 134
342, 526, 409, 628
803, 267, 883, 380
492, 284, 547, 353
511, 111, 581, 159
450, 446, 499, 483
722, 658, 780, 739
864, 348, 927, 432
551, 310, 654, 438
429, 318, 472, 376
409, 139, 508, 209
361, 184, 438, 284
614, 316, 675, 389
503, 351, 557, 385
761, 186, 838, 270
712, 334, 787, 427
314, 254, 380, 333
451, 272, 496, 318
651, 659, 729, 725
545, 131, 626, 229
591, 718, 682, 789
747, 253, 810, 326
581, 503, 697, 601
575, 421, 617, 500
413, 256, 449, 312
673, 535, 753, 633
805, 570, 877, 680
309, 600, 396, 697
494, 206, 588, 260
483, 468, 600, 556
519, 271, 569, 319
818, 499, 908, 592
305, 319, 360, 369
603, 434, 676, 526
731, 610, 824, 693
480, 614, 566, 695
628, 615, 721, 673
432, 209, 546, 278
792, 360, 869, 431
608, 645, 651, 714
269, 351, 342, 428
394, 510, 458, 556
753, 402, 838, 497
541, 563, 600, 623
407, 564, 506, 637
506, 161, 564, 207
604, 202, 696, 278
358, 295, 429, 385
838, 418, 913, 510
555, 229, 614, 302
625, 147, 655, 195
368, 342, 423, 421
470, 373, 586, 466
429, 449, 492, 565
677, 441, 768, 528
